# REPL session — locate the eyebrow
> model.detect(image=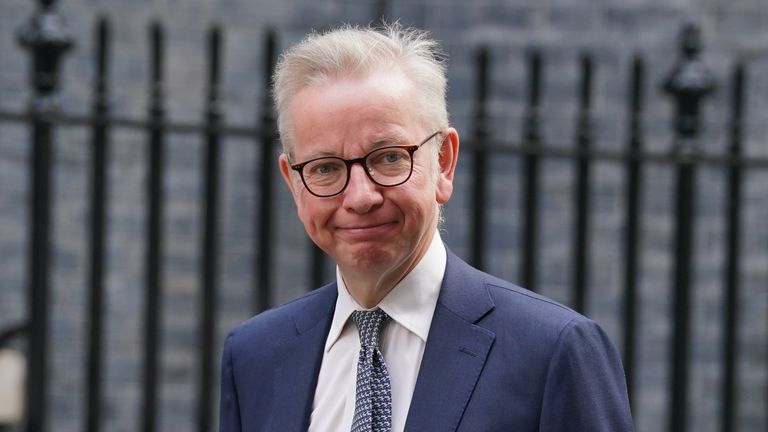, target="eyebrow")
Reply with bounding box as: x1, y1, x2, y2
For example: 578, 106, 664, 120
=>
369, 132, 410, 147
295, 132, 412, 162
